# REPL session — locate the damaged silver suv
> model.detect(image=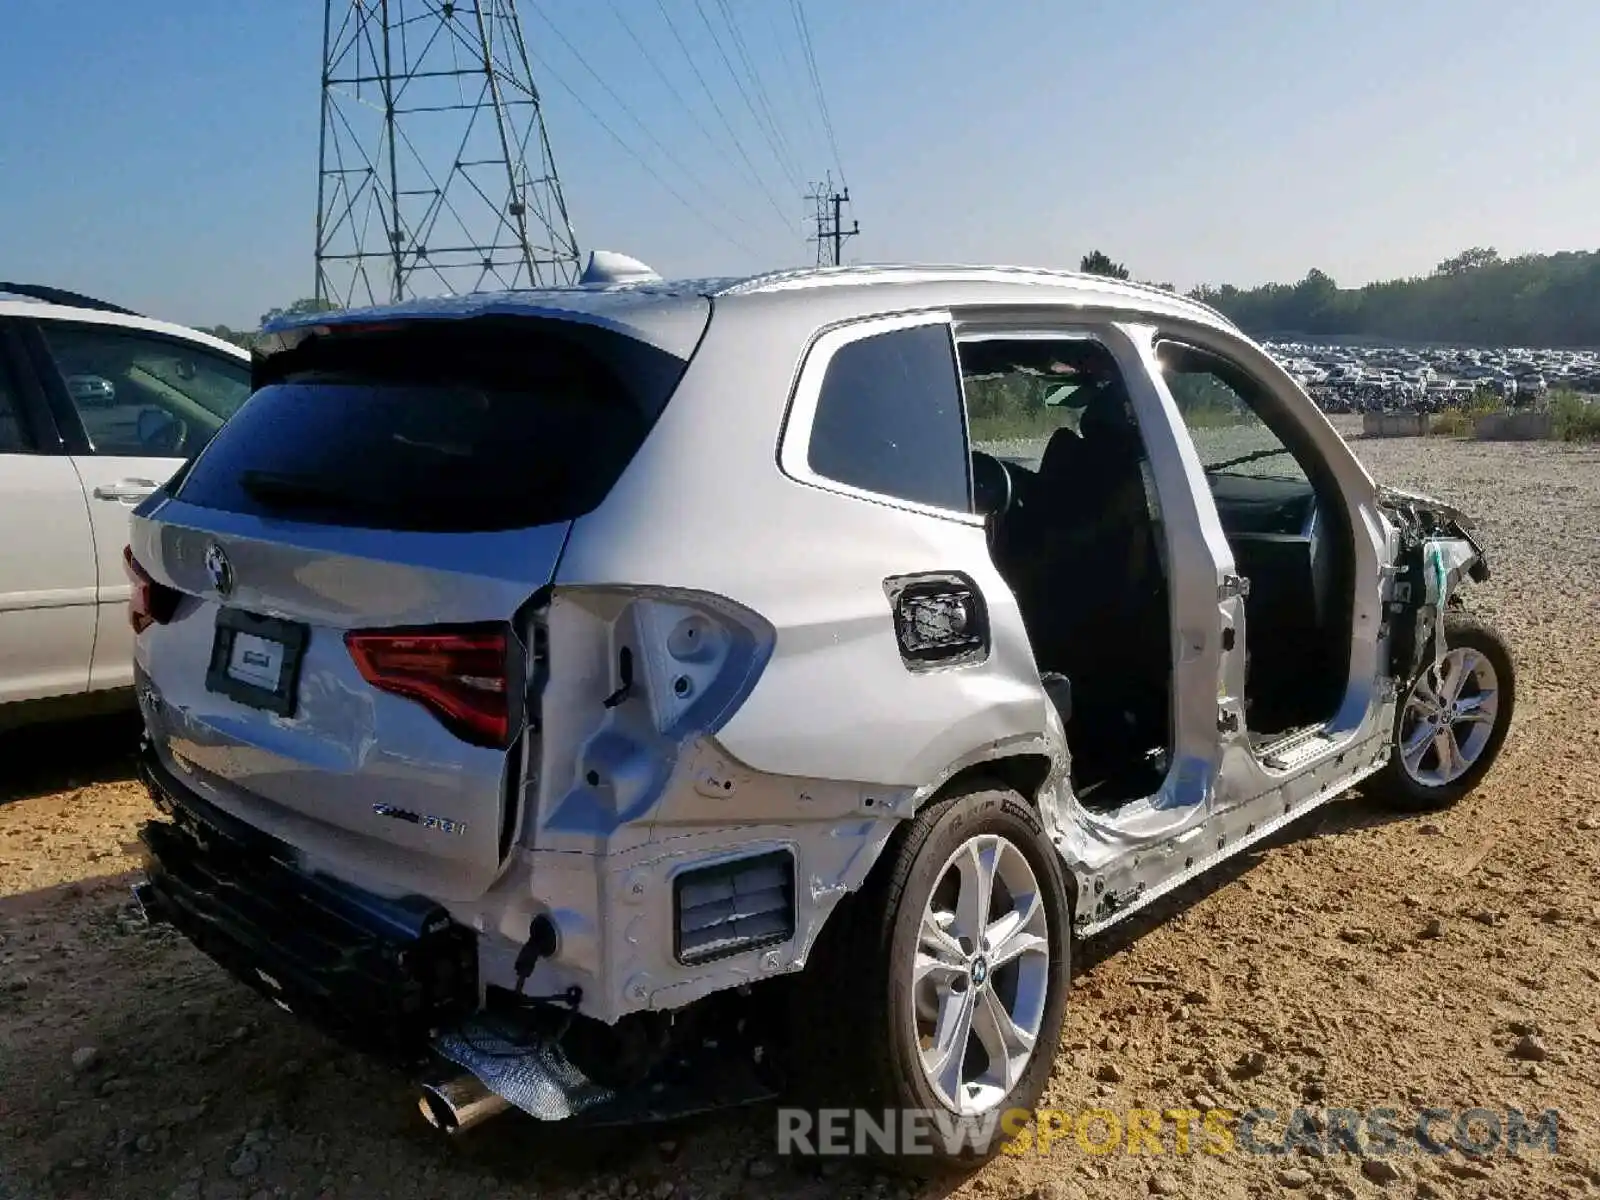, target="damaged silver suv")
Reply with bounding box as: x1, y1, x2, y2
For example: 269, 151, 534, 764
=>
128, 260, 1514, 1168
